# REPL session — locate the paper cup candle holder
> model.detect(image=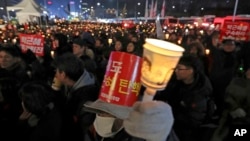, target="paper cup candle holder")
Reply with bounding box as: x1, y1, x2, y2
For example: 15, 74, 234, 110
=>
141, 38, 185, 101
